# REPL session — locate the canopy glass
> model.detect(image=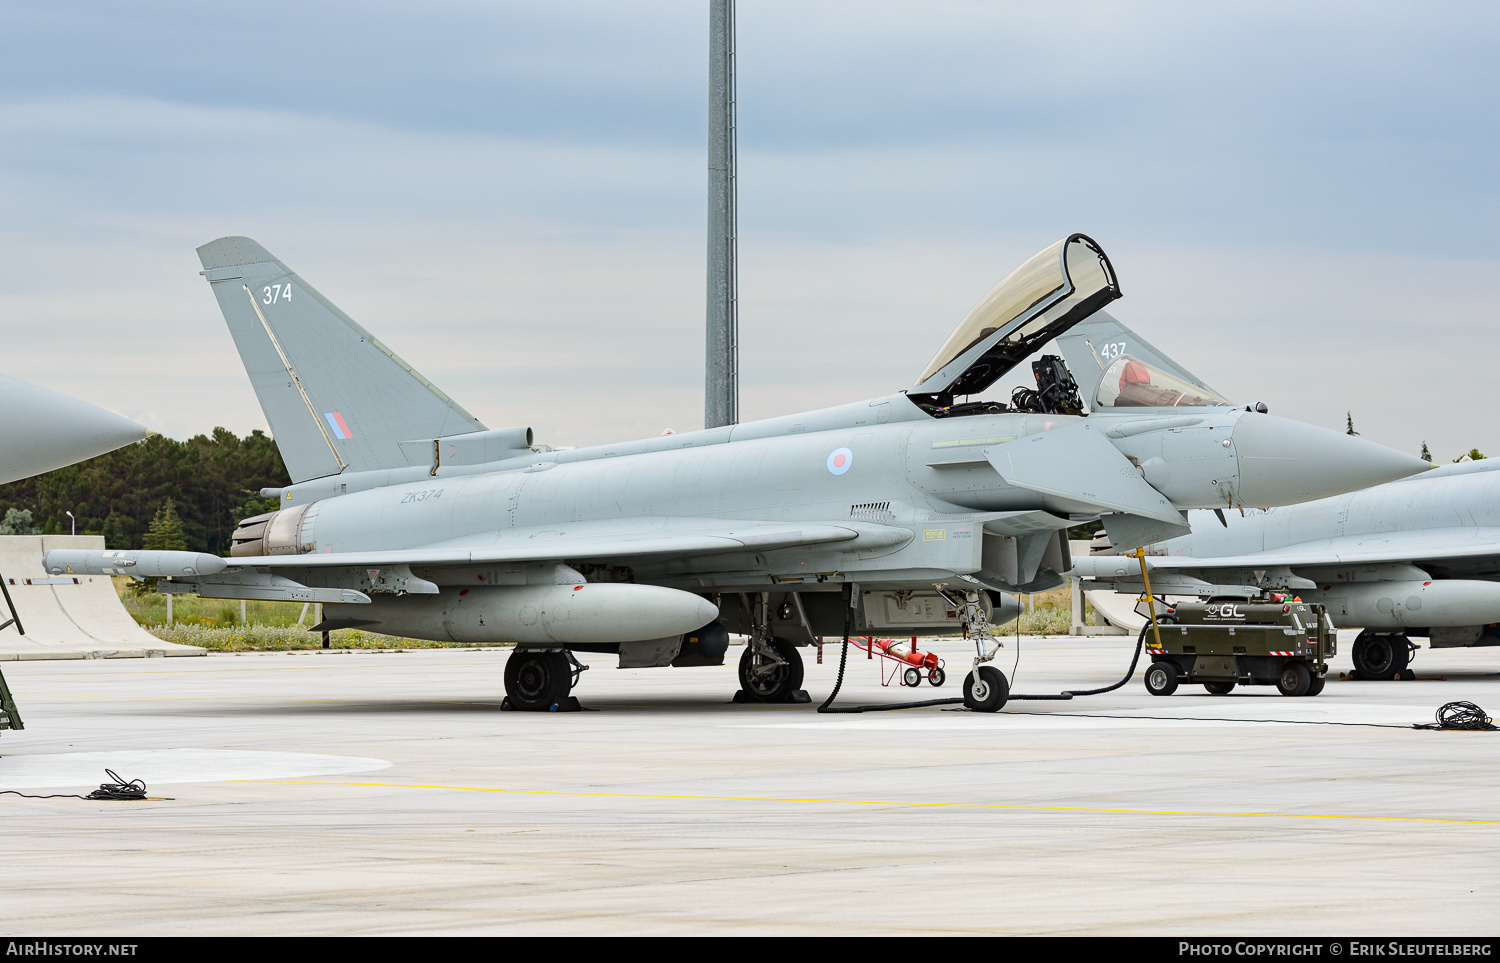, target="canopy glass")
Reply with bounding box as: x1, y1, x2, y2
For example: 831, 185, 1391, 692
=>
1093, 356, 1230, 409
912, 234, 1120, 401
